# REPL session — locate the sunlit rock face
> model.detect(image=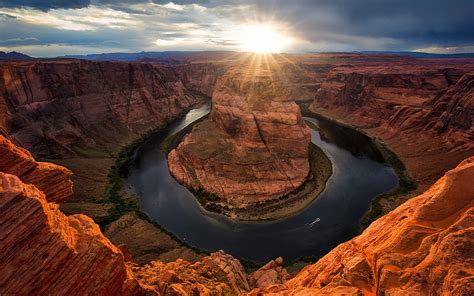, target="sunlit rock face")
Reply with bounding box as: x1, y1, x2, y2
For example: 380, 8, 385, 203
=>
168, 57, 311, 210
249, 156, 474, 295
0, 135, 288, 295
0, 136, 142, 295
